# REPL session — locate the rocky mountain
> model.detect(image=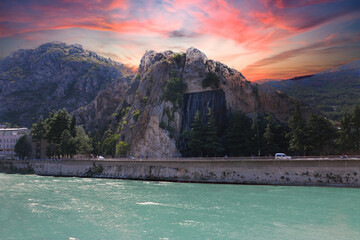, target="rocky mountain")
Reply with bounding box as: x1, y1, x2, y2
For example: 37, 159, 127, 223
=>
0, 42, 133, 127
75, 48, 311, 158
266, 60, 360, 120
